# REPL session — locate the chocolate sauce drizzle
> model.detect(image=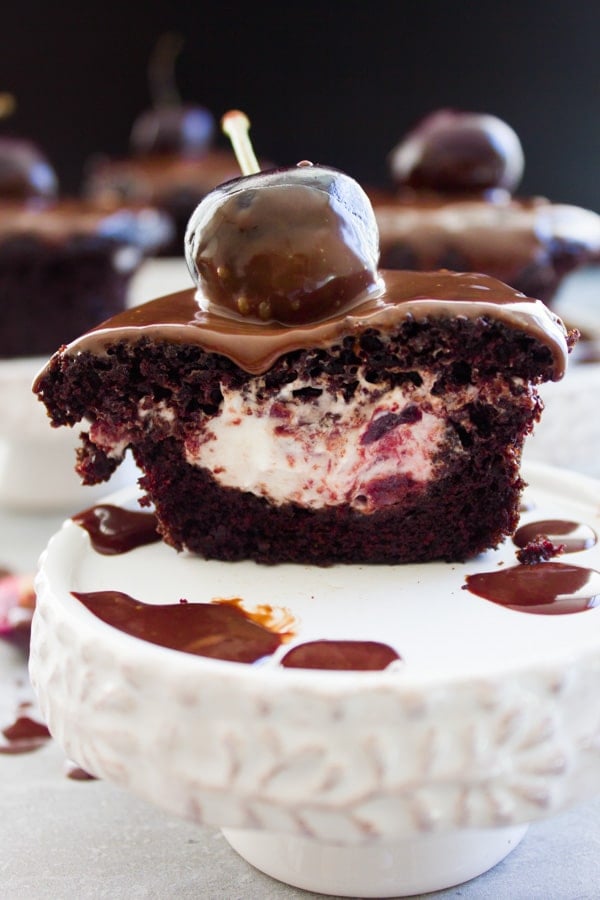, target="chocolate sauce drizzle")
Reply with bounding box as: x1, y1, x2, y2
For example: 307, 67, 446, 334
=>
280, 640, 400, 671
71, 492, 409, 667
513, 519, 597, 554
70, 503, 600, 657
72, 589, 403, 670
465, 561, 600, 614
1, 708, 51, 755
72, 504, 160, 555
72, 590, 283, 663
